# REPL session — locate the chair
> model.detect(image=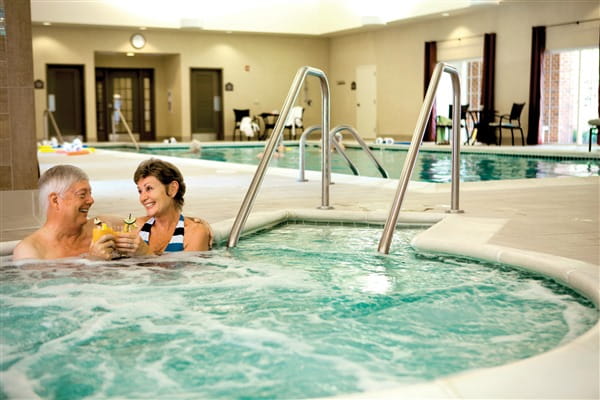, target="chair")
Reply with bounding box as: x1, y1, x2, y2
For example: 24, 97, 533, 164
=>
436, 104, 469, 144
284, 106, 304, 140
588, 118, 600, 152
258, 112, 279, 140
232, 109, 250, 141
489, 103, 525, 146
467, 108, 497, 145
